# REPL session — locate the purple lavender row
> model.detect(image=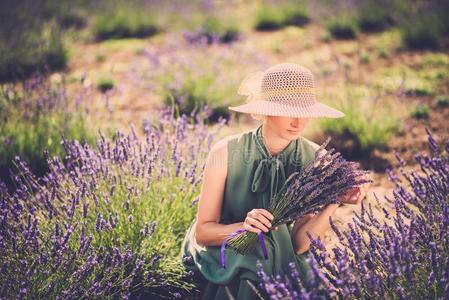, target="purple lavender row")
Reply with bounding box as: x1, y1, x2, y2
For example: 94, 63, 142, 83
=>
255, 128, 449, 299
0, 107, 227, 299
